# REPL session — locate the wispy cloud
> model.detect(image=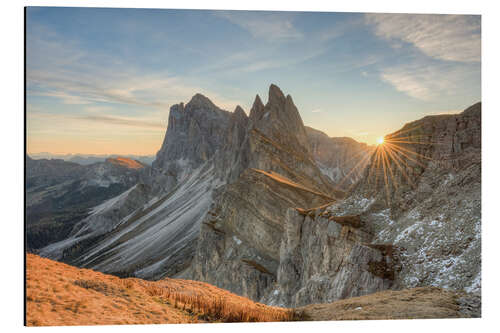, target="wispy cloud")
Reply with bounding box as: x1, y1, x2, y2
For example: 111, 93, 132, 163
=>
26, 24, 243, 112
215, 11, 302, 41
365, 14, 481, 63
379, 62, 479, 101
311, 109, 323, 113
75, 114, 165, 129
